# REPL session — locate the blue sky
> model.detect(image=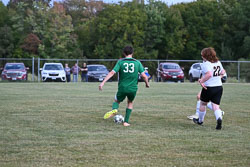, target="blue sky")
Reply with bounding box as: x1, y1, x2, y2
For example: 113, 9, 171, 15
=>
1, 0, 195, 6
